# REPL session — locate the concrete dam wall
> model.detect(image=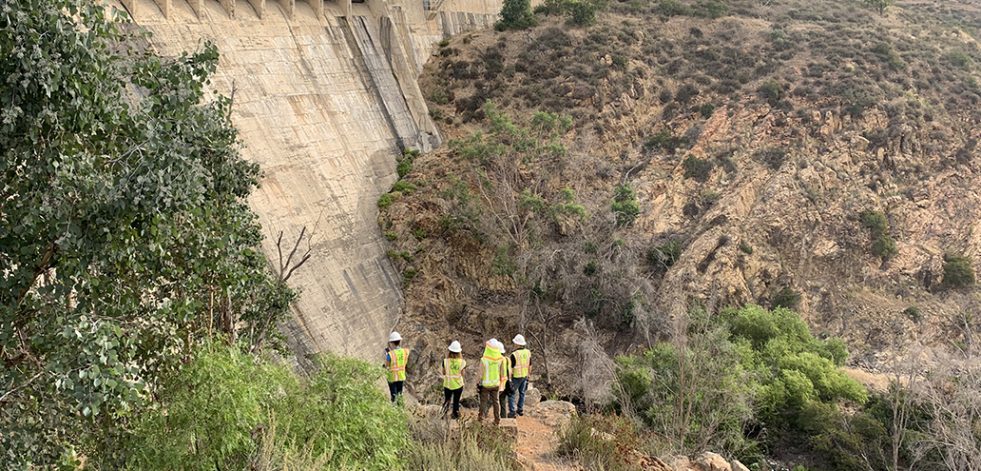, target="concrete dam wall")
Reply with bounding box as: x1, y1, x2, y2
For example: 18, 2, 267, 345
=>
118, 0, 499, 360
